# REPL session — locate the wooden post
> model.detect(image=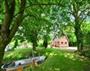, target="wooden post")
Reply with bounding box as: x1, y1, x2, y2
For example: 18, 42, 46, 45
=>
17, 63, 23, 71
32, 59, 35, 67
32, 59, 38, 67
